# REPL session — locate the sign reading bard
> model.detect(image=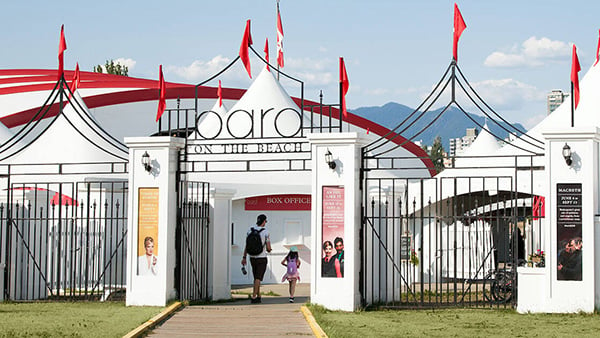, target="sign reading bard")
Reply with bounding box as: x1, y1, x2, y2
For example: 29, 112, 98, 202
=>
556, 183, 582, 281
